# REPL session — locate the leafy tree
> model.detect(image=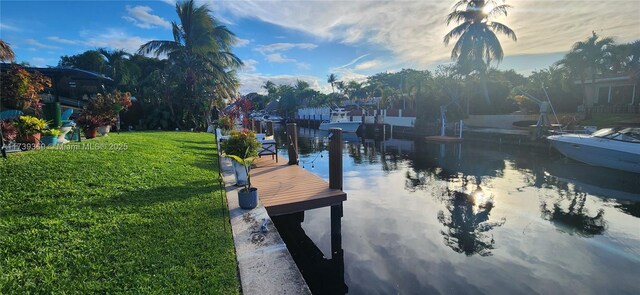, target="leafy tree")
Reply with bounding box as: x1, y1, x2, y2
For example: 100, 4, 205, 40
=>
444, 0, 517, 104
138, 0, 242, 129
570, 32, 614, 108
58, 50, 106, 73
